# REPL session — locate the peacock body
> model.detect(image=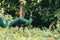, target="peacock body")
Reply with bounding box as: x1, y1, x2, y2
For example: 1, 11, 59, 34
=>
9, 14, 33, 27
9, 2, 33, 31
